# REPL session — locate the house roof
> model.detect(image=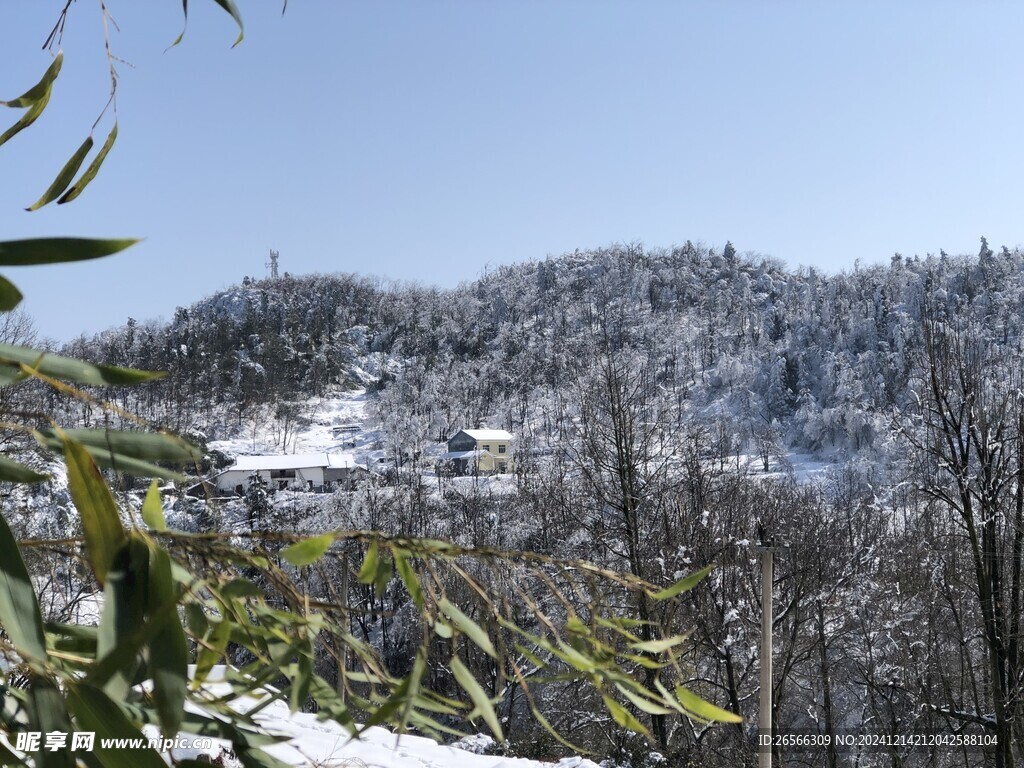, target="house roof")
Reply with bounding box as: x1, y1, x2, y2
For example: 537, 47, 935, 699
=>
227, 453, 358, 472
456, 429, 513, 442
